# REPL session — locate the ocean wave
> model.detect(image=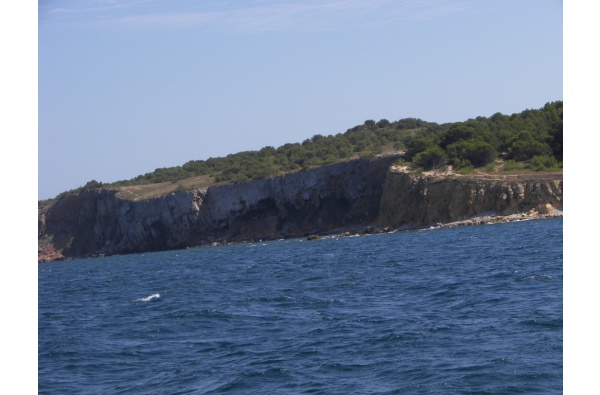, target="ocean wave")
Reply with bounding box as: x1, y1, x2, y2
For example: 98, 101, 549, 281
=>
39, 218, 563, 395
134, 293, 161, 302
